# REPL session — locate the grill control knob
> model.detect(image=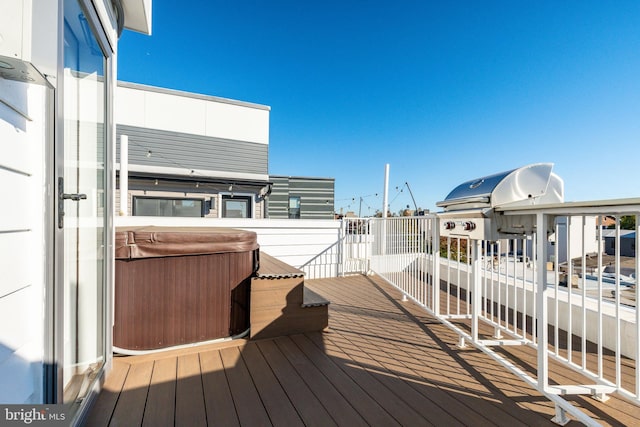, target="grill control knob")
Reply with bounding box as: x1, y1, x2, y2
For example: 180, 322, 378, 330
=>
463, 221, 476, 231
444, 221, 456, 230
